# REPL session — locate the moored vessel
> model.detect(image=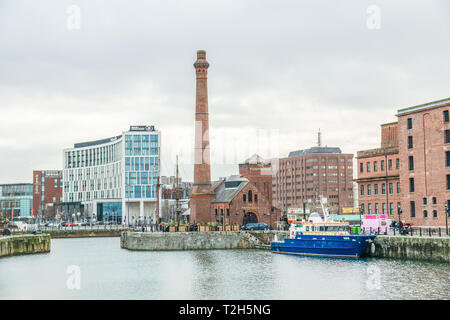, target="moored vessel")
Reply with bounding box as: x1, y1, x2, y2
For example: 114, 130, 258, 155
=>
271, 204, 375, 258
